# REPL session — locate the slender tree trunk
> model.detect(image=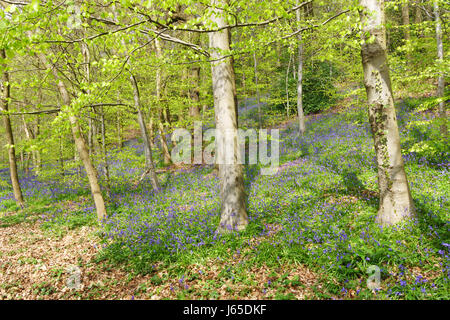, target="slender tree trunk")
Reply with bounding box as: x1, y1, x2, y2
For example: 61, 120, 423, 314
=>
154, 38, 172, 165
402, 3, 411, 42
59, 131, 65, 177
37, 53, 107, 221
1, 48, 24, 208
434, 1, 447, 136
81, 42, 95, 155
21, 114, 33, 175
99, 106, 112, 199
189, 33, 202, 118
414, 1, 423, 38
359, 0, 415, 226
296, 1, 306, 135
148, 115, 155, 148
286, 53, 292, 118
402, 2, 411, 66
209, 0, 248, 233
116, 110, 122, 149
130, 74, 160, 191
20, 150, 24, 172
253, 52, 262, 129
189, 66, 201, 117
34, 116, 41, 172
